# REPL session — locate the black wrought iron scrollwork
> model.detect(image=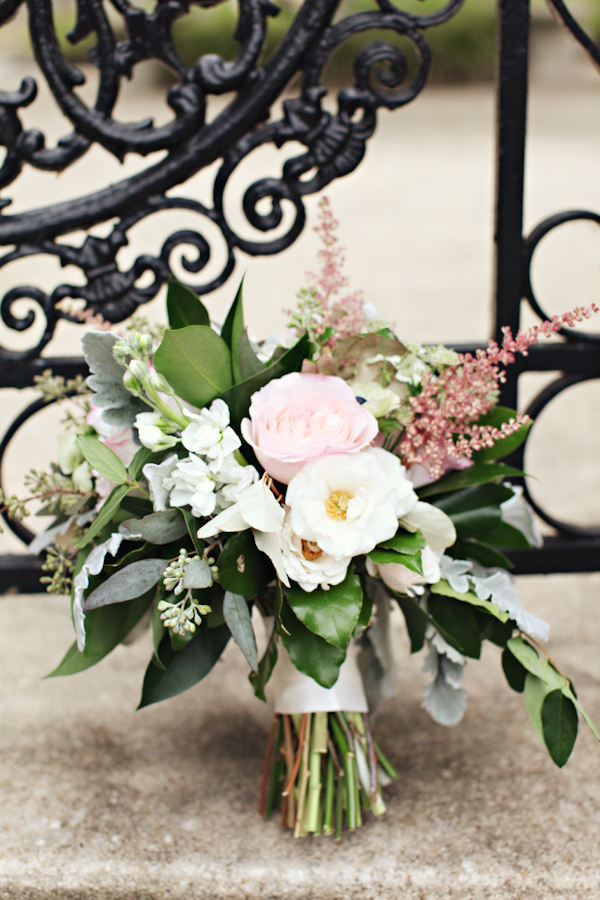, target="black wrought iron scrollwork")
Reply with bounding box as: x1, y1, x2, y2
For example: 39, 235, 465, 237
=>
0, 0, 464, 358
